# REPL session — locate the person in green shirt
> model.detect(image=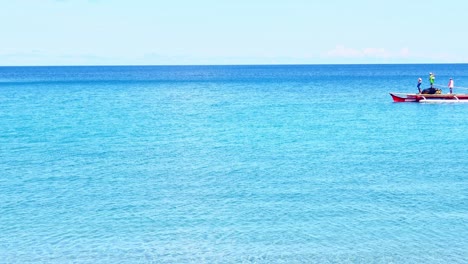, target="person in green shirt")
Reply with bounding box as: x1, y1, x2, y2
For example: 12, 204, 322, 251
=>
429, 72, 435, 88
